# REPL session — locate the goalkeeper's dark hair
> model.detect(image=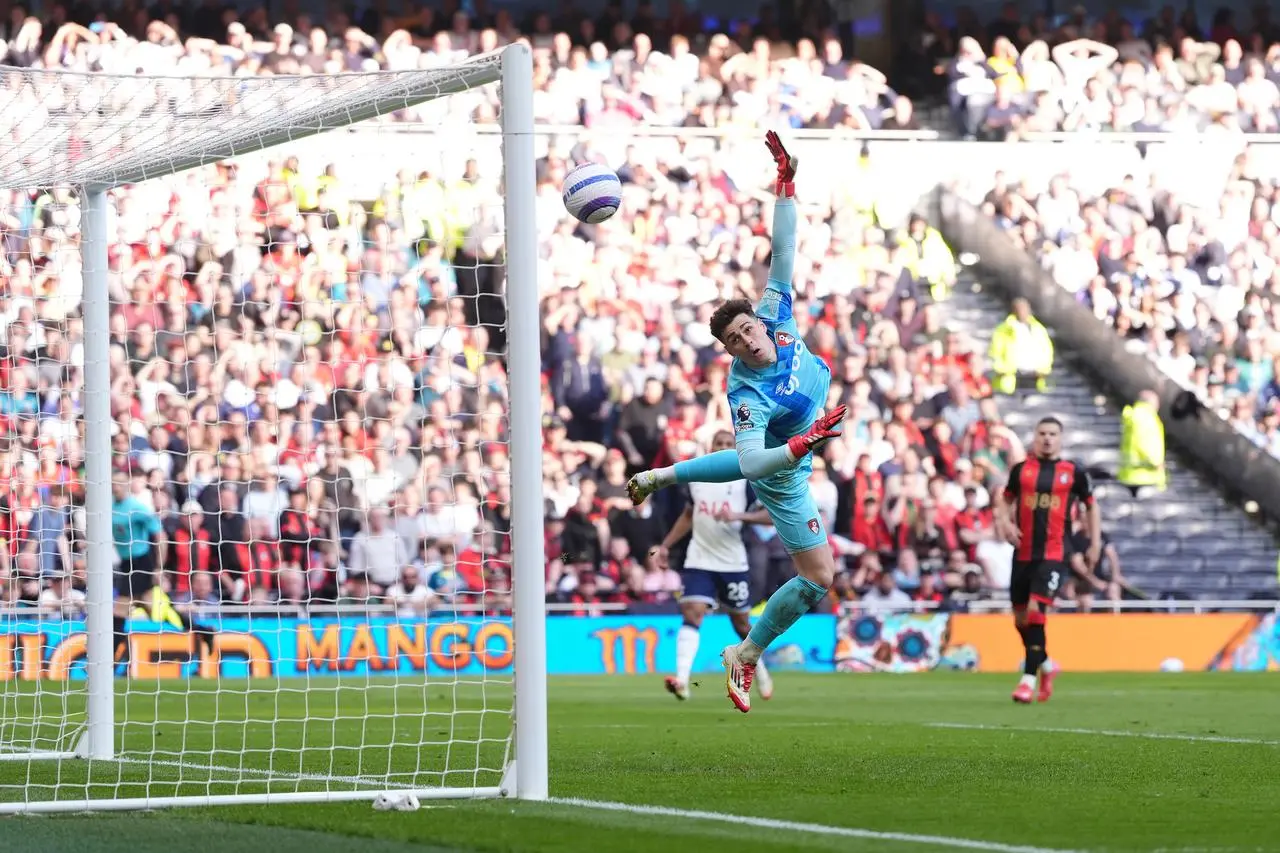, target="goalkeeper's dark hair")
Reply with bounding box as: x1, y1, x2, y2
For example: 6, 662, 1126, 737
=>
709, 299, 756, 343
